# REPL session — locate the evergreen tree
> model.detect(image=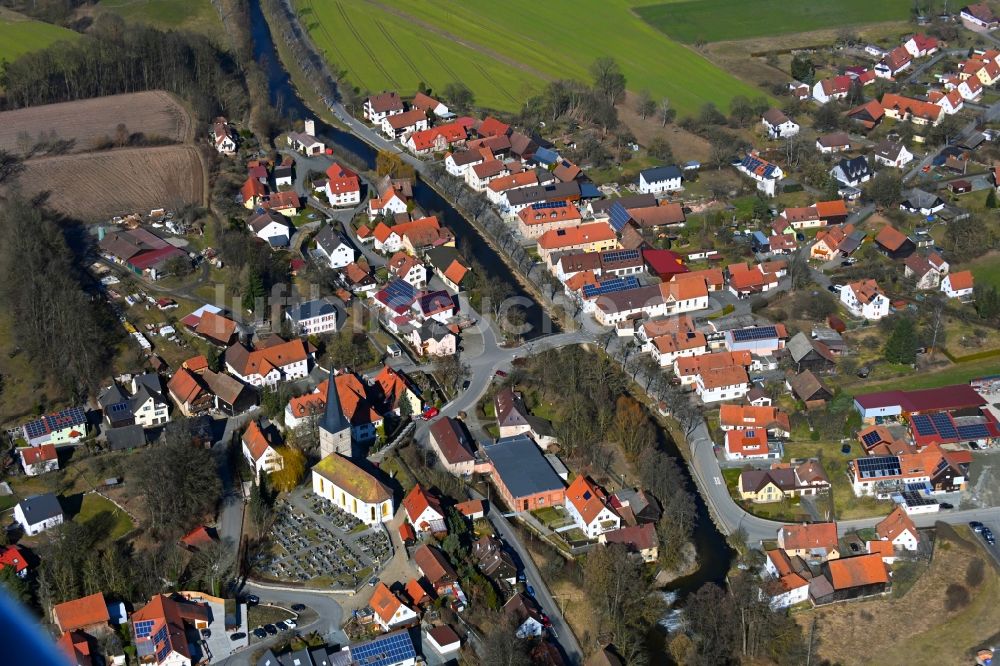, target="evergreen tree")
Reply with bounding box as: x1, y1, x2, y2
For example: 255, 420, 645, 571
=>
242, 269, 265, 312
883, 317, 918, 364
987, 189, 997, 209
